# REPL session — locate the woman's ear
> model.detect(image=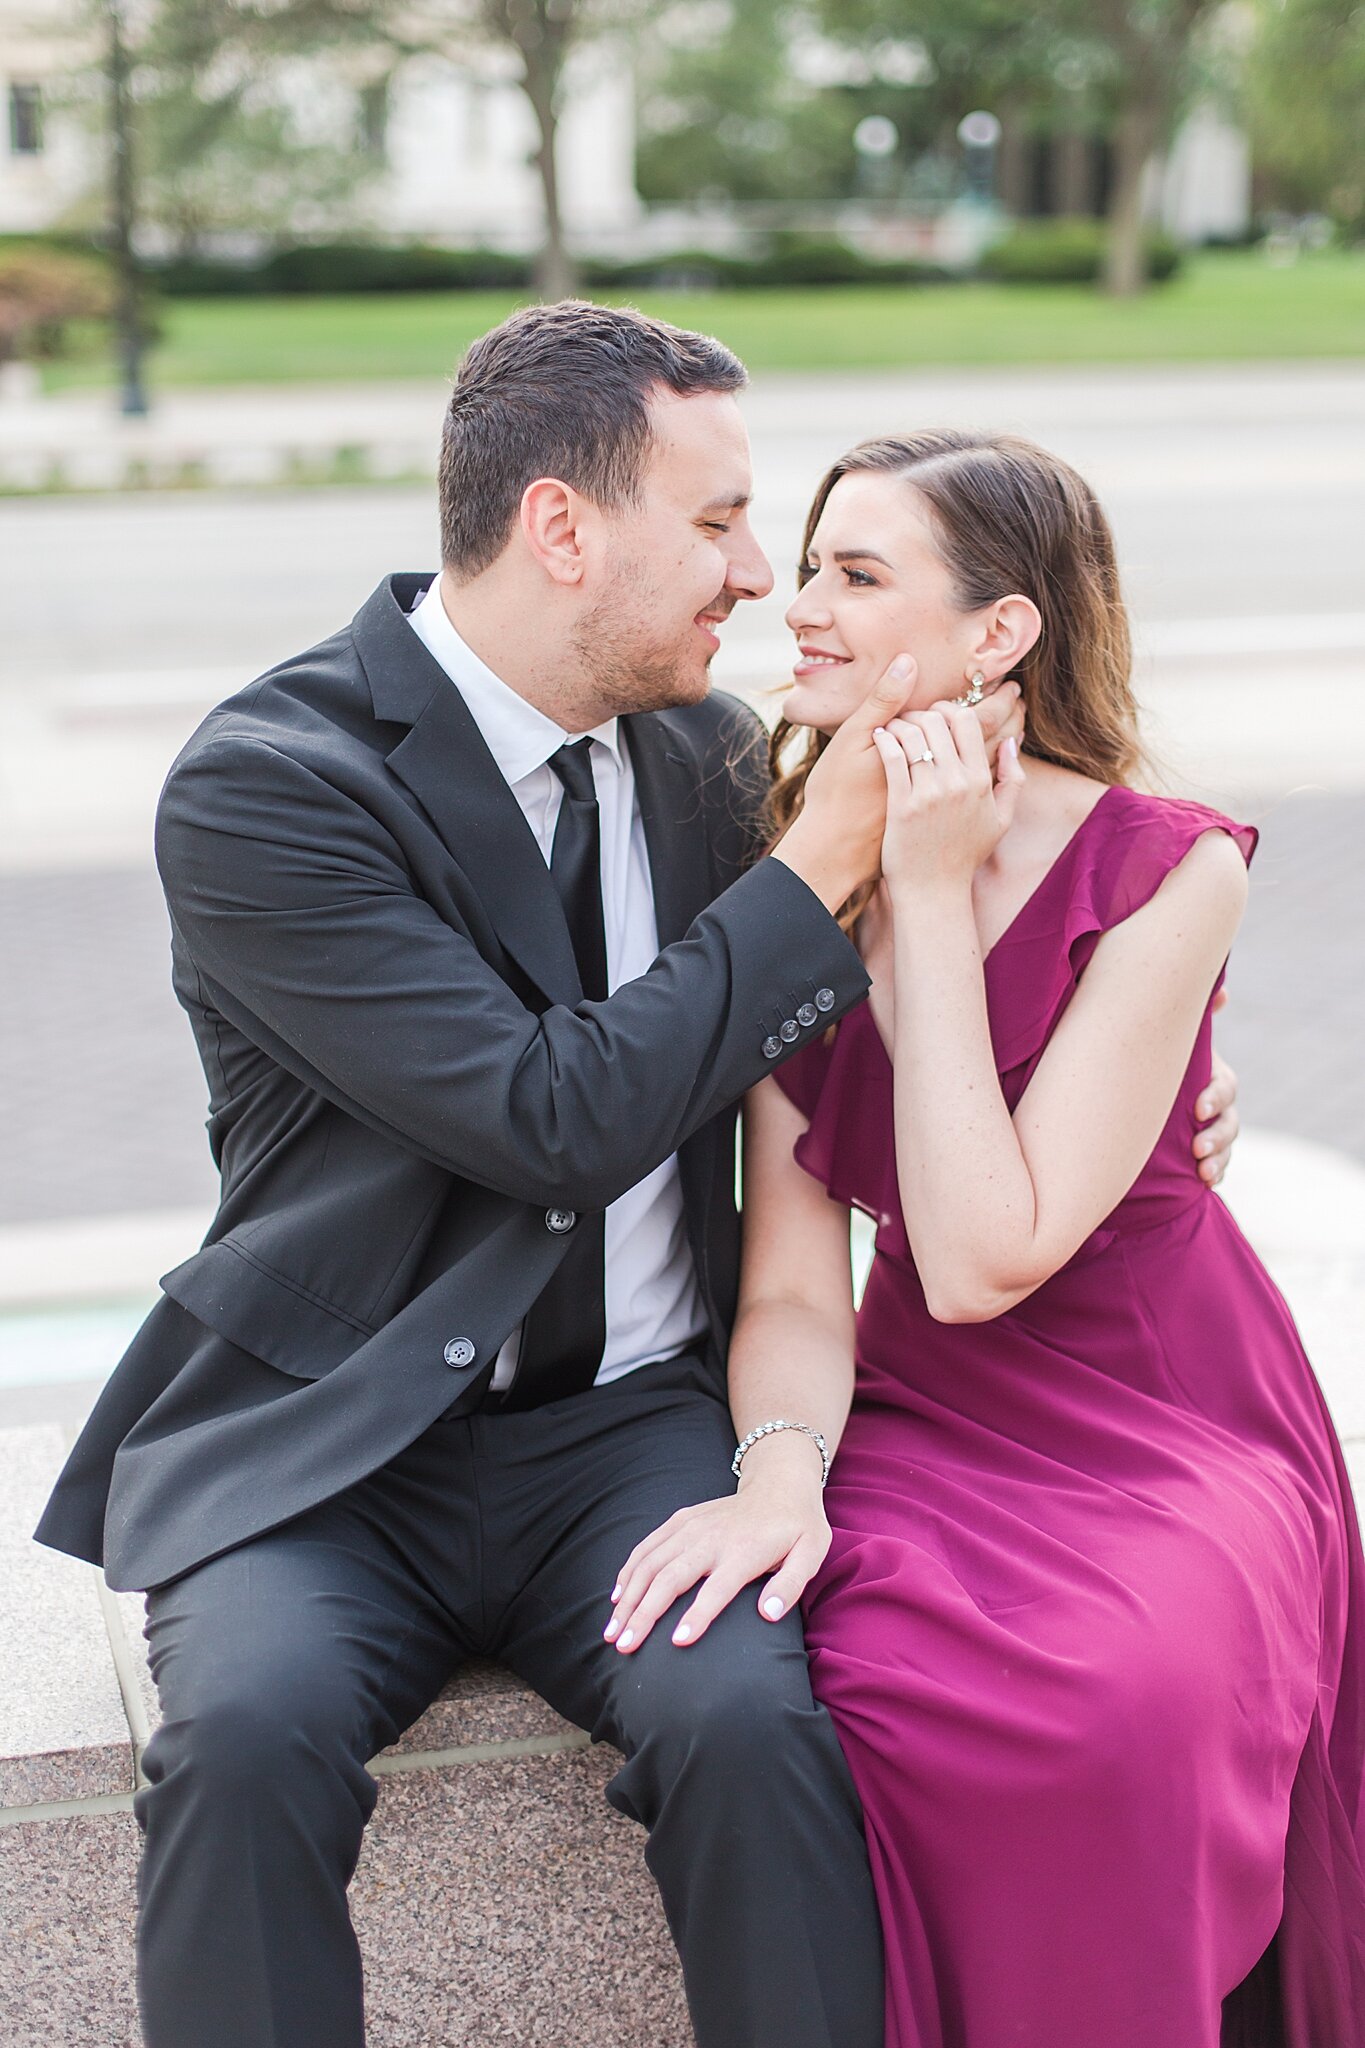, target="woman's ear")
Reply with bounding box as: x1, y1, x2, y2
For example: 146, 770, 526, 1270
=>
519, 477, 588, 587
970, 594, 1041, 681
